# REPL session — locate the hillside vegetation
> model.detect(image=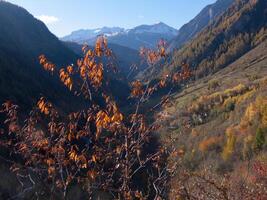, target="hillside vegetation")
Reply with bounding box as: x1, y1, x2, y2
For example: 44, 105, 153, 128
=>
0, 0, 266, 199
144, 0, 267, 81
168, 0, 234, 50
157, 38, 267, 199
